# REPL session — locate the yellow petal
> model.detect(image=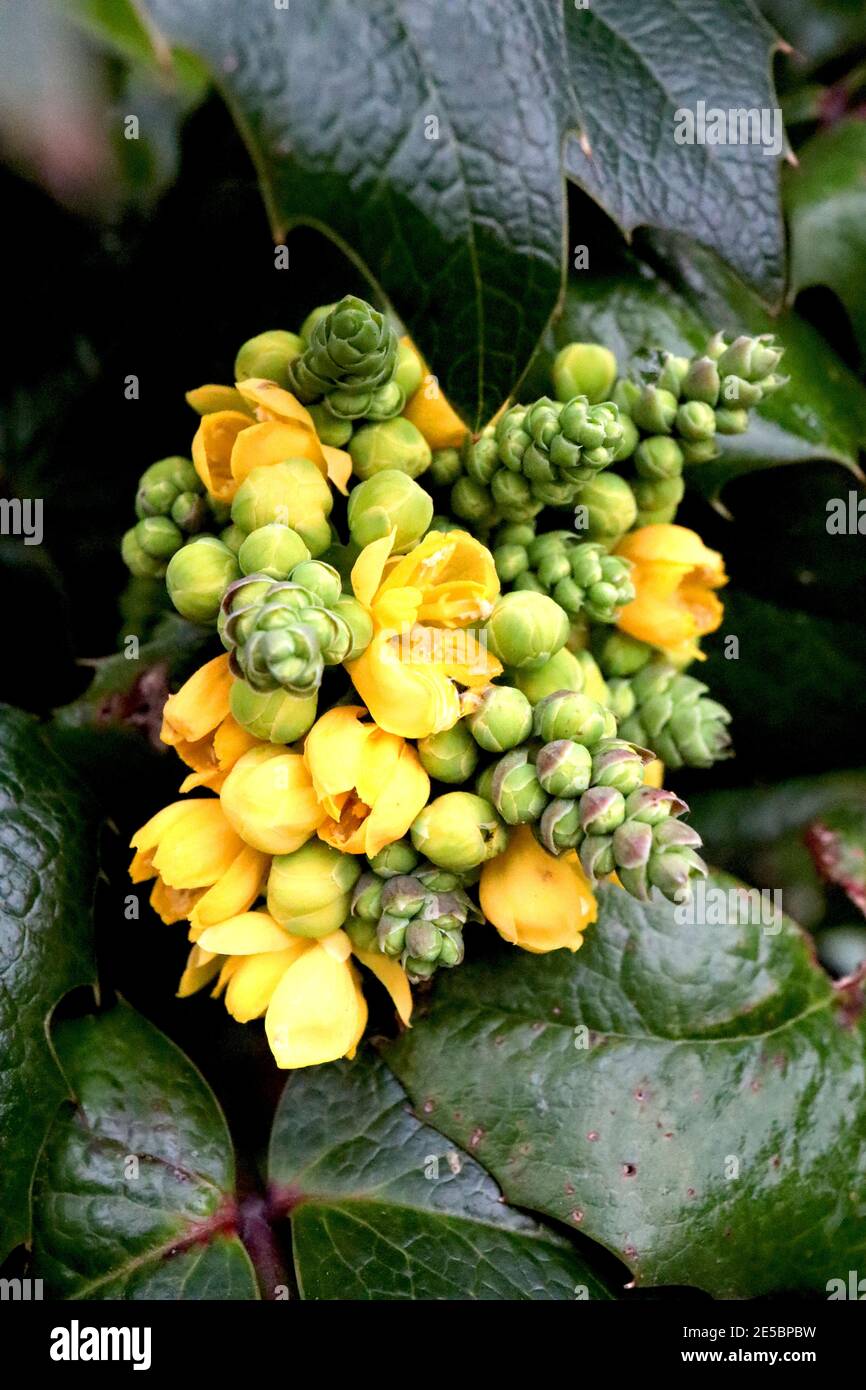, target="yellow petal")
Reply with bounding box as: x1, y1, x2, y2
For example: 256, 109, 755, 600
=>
322, 444, 352, 496
220, 745, 324, 854
186, 384, 255, 417
177, 945, 223, 998
480, 825, 597, 953
353, 946, 413, 1026
403, 373, 468, 450
161, 655, 233, 747
130, 800, 195, 856
223, 948, 310, 1023
192, 411, 251, 501
347, 631, 464, 738
264, 947, 367, 1068
230, 419, 327, 488
360, 743, 429, 858
303, 706, 370, 819
188, 844, 268, 933
152, 801, 244, 890
236, 379, 317, 429
350, 533, 396, 612
198, 910, 299, 955
150, 879, 204, 925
